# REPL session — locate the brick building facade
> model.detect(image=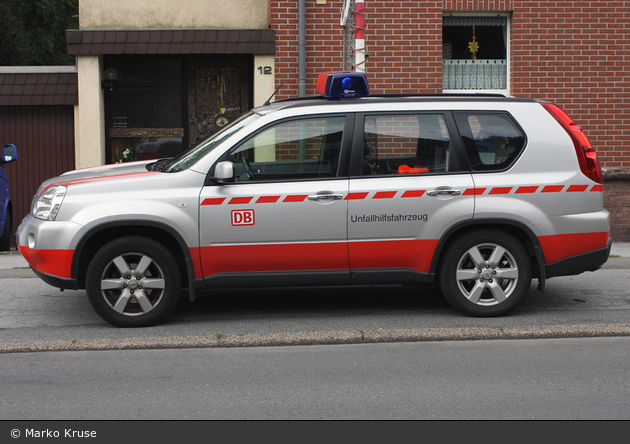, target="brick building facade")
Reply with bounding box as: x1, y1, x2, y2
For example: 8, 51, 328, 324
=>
269, 0, 630, 240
